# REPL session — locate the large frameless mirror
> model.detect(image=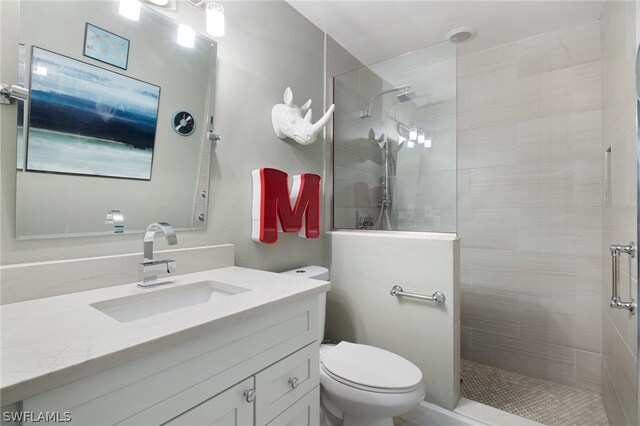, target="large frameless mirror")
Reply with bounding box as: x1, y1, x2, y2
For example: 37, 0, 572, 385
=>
15, 0, 216, 239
